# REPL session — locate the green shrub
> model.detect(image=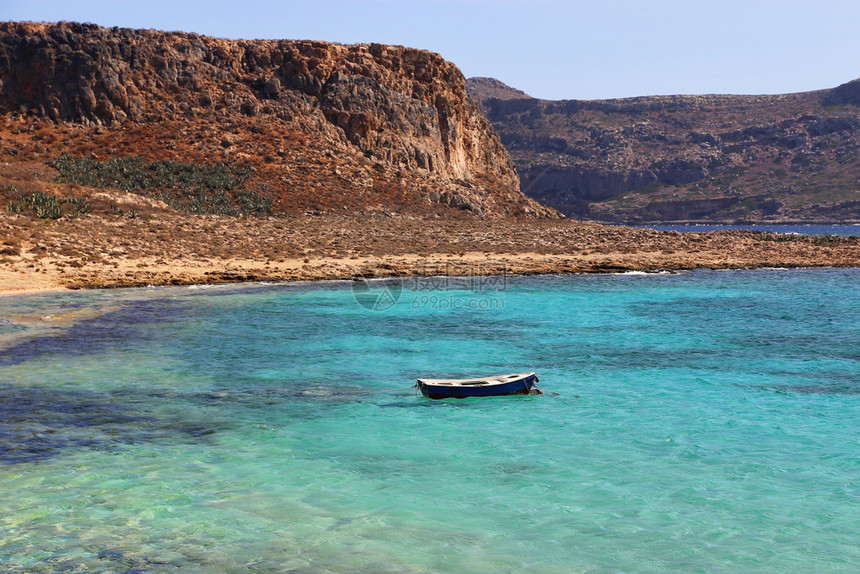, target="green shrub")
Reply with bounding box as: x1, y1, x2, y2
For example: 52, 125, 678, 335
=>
31, 191, 64, 219
7, 190, 91, 219
234, 187, 273, 215
8, 199, 26, 214
757, 233, 799, 243
64, 197, 91, 214
757, 232, 855, 245
48, 154, 272, 216
812, 234, 852, 245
